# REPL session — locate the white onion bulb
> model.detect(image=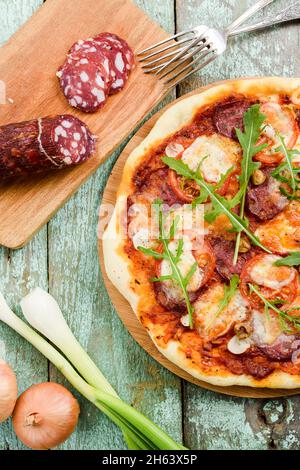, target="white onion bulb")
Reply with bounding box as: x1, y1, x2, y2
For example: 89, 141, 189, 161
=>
0, 359, 18, 423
